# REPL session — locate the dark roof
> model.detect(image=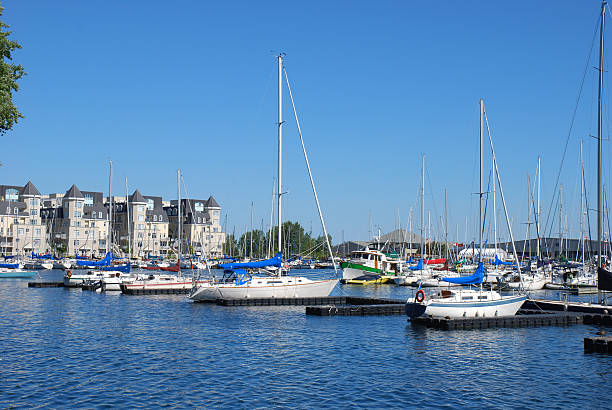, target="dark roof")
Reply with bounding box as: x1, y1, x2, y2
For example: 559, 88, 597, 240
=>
205, 196, 220, 208
22, 181, 40, 196
64, 184, 84, 199
129, 189, 146, 204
